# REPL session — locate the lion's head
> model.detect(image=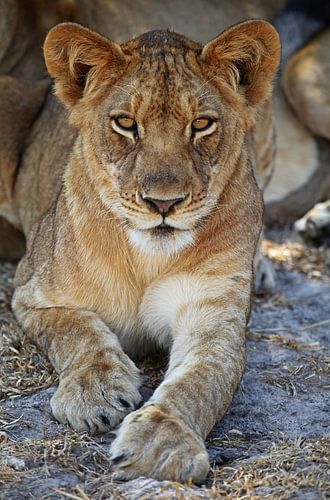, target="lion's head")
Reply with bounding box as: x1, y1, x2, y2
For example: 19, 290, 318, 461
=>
44, 21, 280, 254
